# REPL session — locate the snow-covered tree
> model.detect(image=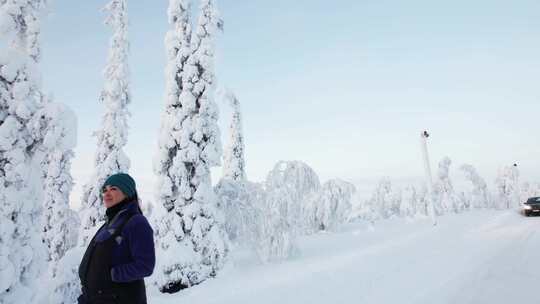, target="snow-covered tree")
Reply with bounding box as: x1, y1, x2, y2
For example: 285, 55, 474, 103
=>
265, 160, 321, 234
153, 0, 227, 293
30, 103, 79, 274
214, 179, 256, 244
215, 176, 305, 262
313, 179, 356, 231
432, 157, 464, 214
400, 185, 418, 217
79, 0, 131, 245
369, 178, 394, 219
460, 164, 489, 209
0, 1, 50, 302
494, 164, 520, 209
255, 186, 298, 262
47, 247, 85, 304
350, 178, 401, 222
415, 184, 429, 216
222, 90, 245, 181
